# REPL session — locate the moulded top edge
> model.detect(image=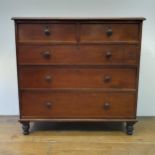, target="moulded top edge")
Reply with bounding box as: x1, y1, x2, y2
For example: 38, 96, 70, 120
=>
11, 17, 146, 21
